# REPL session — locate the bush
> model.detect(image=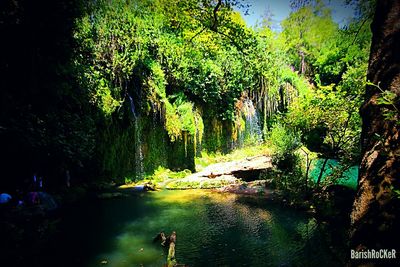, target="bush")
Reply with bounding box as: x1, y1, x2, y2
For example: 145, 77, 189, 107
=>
267, 123, 304, 193
269, 123, 301, 172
